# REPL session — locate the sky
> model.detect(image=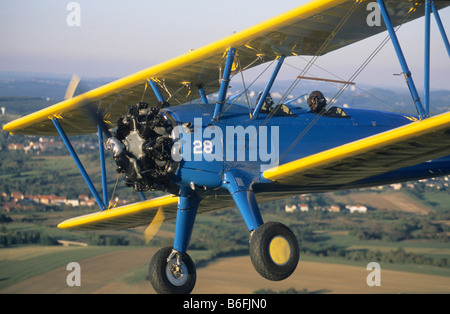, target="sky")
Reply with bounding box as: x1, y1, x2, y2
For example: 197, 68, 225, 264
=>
0, 0, 449, 91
